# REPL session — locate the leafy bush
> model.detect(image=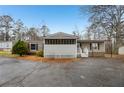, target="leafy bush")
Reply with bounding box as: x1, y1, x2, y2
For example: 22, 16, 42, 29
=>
36, 50, 44, 57
12, 40, 29, 56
